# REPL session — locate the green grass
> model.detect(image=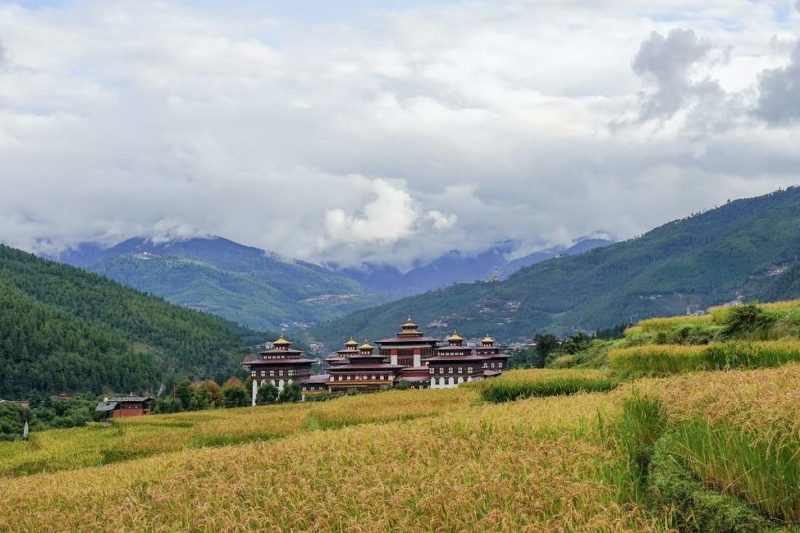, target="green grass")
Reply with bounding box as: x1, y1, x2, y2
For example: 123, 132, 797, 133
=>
609, 340, 800, 376
476, 369, 618, 403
